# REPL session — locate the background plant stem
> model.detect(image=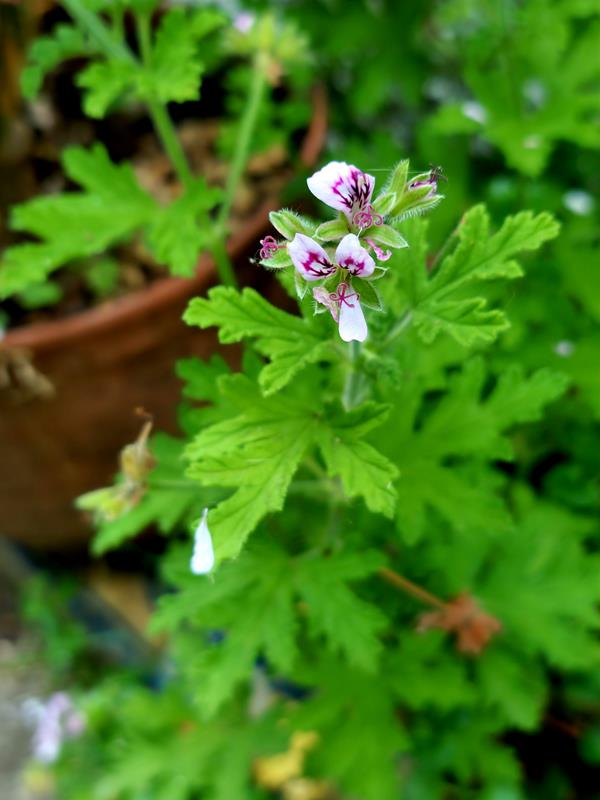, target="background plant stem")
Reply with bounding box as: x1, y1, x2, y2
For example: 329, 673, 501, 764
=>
216, 51, 269, 234
135, 12, 193, 189
378, 567, 445, 608
63, 0, 133, 63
